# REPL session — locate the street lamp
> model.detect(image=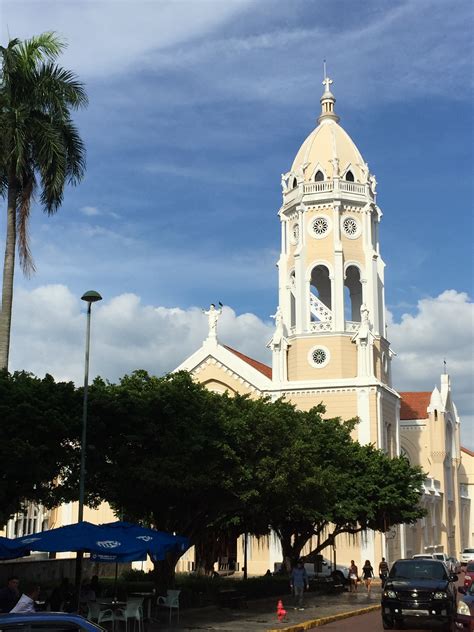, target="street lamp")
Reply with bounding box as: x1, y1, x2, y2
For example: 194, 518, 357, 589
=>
78, 290, 102, 522
75, 290, 102, 600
